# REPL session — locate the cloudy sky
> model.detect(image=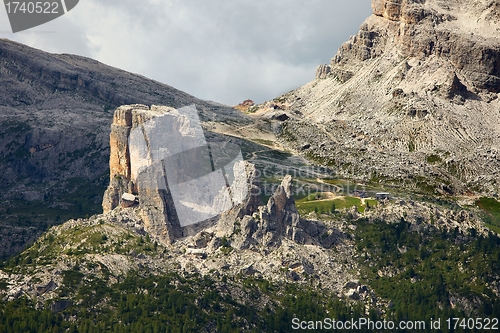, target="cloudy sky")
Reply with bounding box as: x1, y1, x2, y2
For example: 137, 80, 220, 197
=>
0, 0, 371, 105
